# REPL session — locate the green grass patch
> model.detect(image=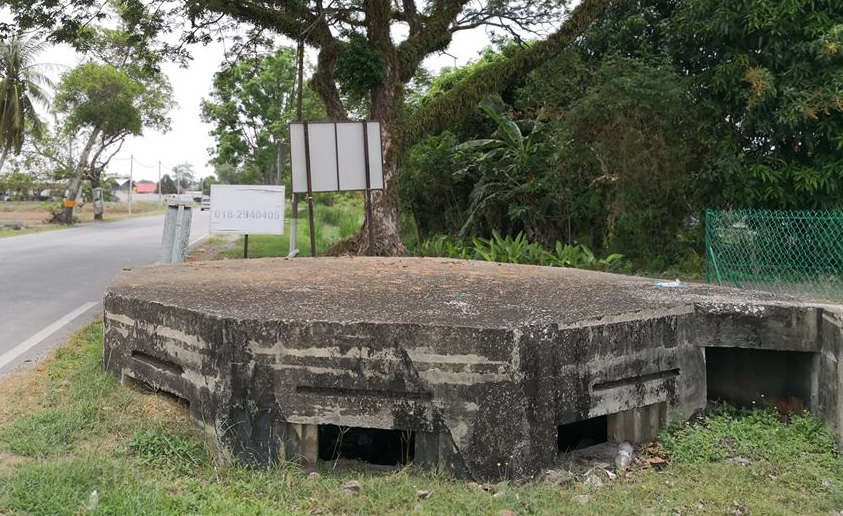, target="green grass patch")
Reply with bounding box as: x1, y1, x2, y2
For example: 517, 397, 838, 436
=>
1, 324, 843, 514
659, 406, 838, 465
